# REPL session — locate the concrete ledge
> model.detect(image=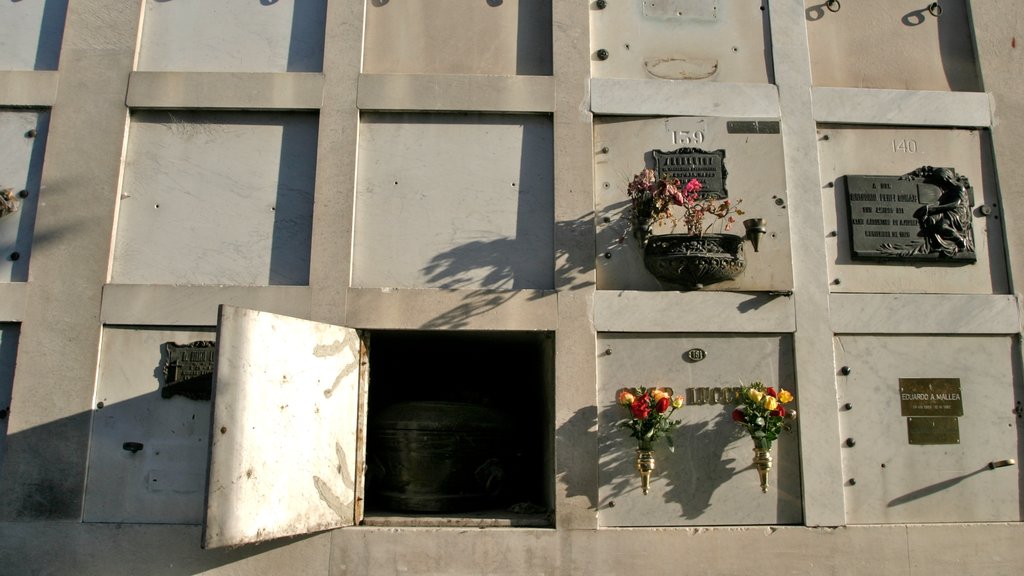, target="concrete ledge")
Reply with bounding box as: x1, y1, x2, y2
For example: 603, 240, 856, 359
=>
358, 74, 556, 113
100, 285, 311, 326
830, 293, 1019, 334
345, 287, 558, 330
595, 290, 796, 333
126, 72, 325, 110
0, 71, 59, 107
591, 78, 781, 117
812, 87, 992, 127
